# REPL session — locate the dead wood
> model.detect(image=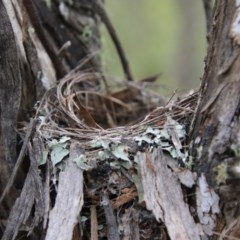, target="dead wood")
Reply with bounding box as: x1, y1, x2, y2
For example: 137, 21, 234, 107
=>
45, 142, 84, 240
2, 138, 44, 240
137, 148, 200, 240
3, 1, 240, 240
90, 206, 98, 240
